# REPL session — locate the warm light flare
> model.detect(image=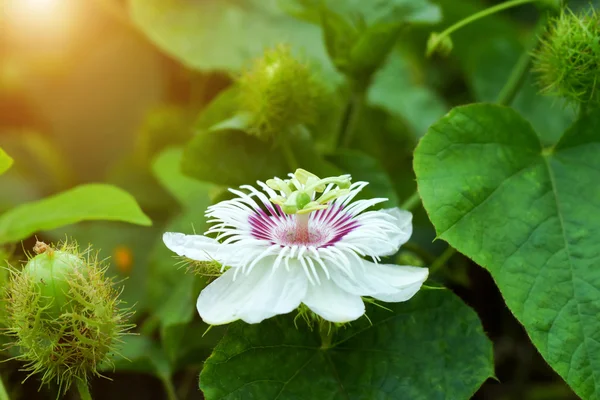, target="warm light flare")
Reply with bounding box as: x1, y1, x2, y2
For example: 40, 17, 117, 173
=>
5, 0, 80, 48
